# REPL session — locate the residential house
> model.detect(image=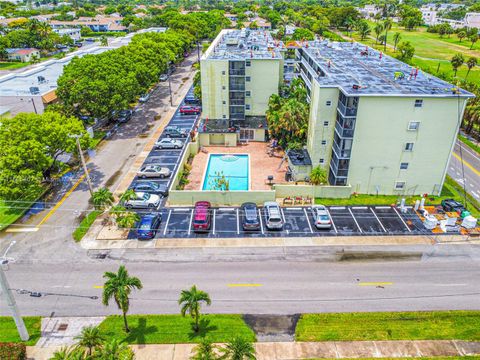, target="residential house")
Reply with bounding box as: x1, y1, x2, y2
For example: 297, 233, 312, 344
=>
6, 48, 40, 62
